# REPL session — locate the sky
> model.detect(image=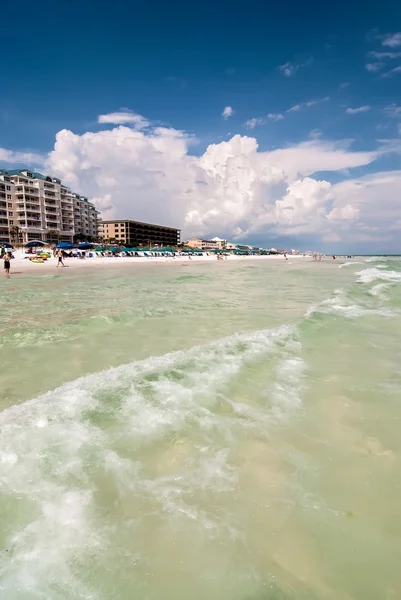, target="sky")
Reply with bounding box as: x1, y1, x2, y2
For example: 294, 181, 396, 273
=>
1, 0, 401, 252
